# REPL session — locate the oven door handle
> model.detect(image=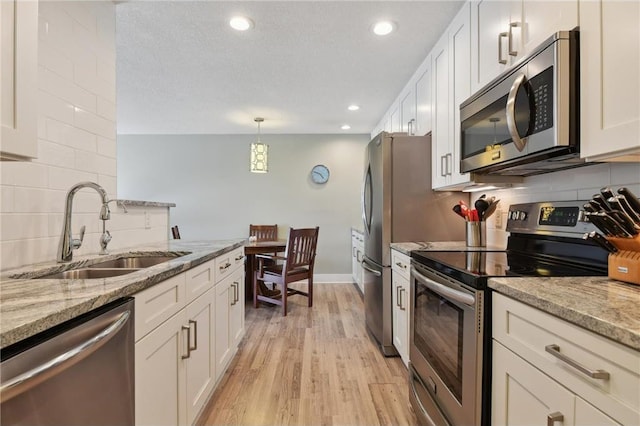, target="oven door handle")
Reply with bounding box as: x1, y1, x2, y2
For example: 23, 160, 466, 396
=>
413, 270, 475, 307
361, 259, 382, 276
